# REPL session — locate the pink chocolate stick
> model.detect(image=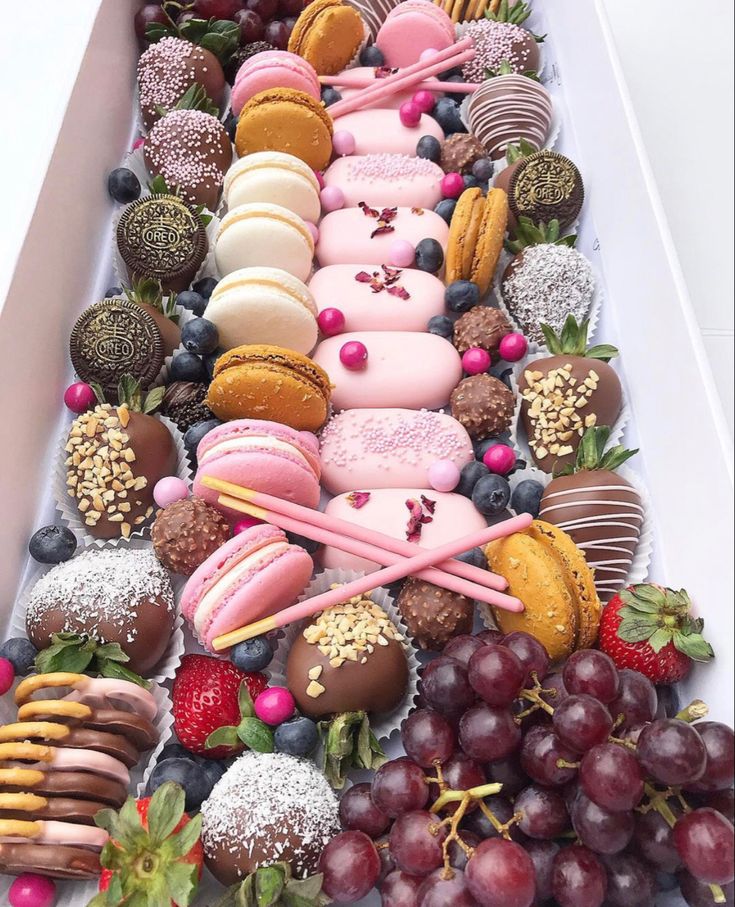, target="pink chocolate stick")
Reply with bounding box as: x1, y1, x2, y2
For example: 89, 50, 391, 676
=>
321, 74, 480, 94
